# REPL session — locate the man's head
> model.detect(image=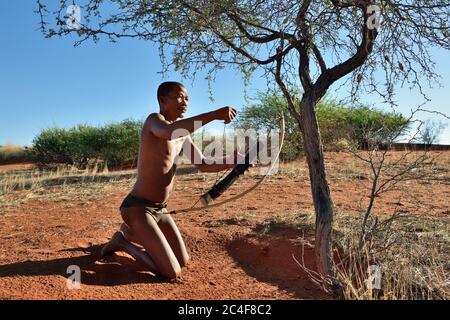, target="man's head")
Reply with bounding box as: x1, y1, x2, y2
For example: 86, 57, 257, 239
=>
157, 82, 189, 120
